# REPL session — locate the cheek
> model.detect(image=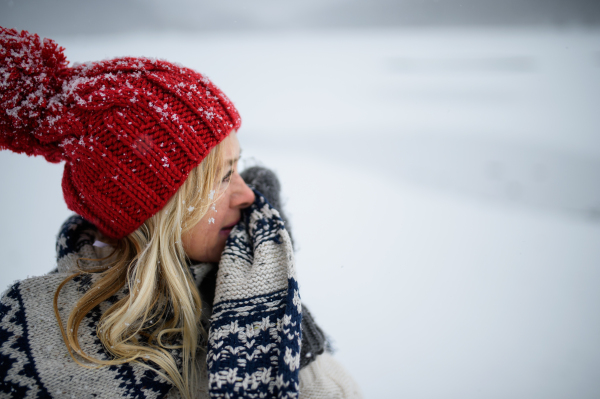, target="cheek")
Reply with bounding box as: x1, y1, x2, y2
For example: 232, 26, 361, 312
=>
183, 218, 220, 260
183, 223, 208, 257
183, 193, 232, 262
213, 194, 229, 215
